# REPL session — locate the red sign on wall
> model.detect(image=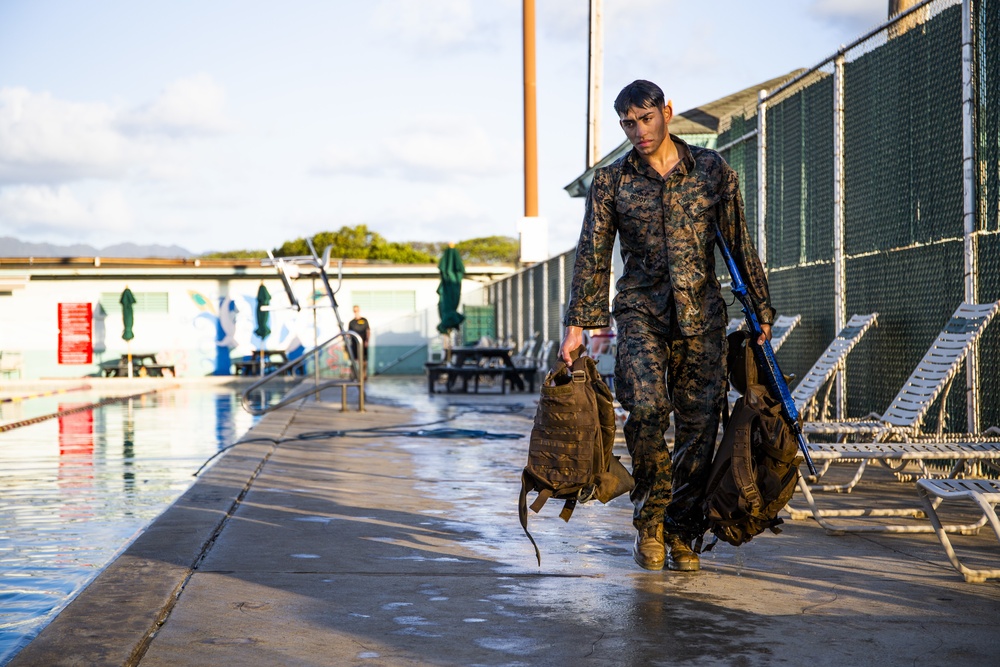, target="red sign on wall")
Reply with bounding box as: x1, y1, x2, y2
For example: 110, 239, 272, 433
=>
58, 303, 93, 364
